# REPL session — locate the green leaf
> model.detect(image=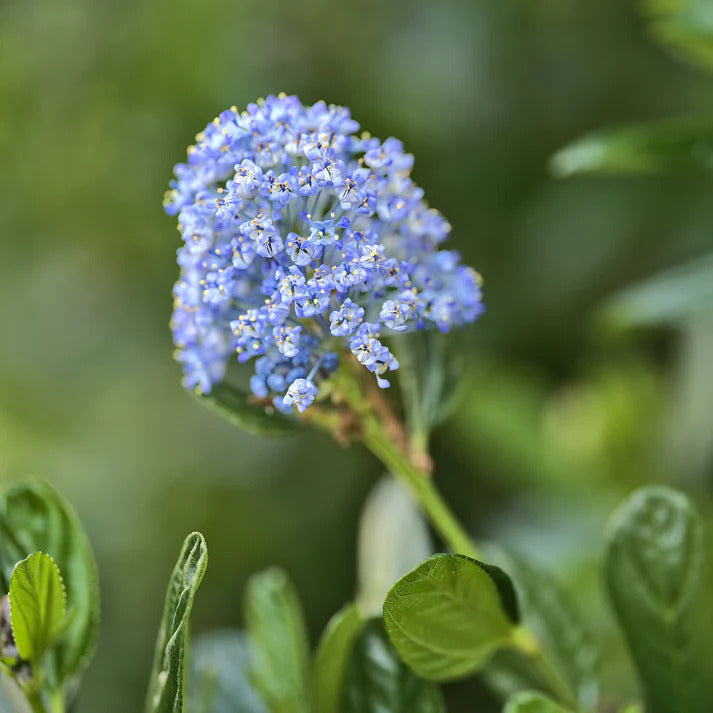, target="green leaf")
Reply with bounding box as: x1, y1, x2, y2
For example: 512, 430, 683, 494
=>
396, 331, 465, 443
598, 252, 713, 329
145, 532, 208, 713
550, 116, 713, 177
605, 486, 713, 713
343, 619, 445, 713
196, 381, 300, 436
9, 552, 67, 666
187, 629, 267, 713
383, 554, 518, 681
0, 480, 99, 684
244, 567, 311, 713
357, 478, 432, 615
641, 0, 713, 71
483, 549, 598, 710
503, 690, 574, 713
313, 603, 364, 713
